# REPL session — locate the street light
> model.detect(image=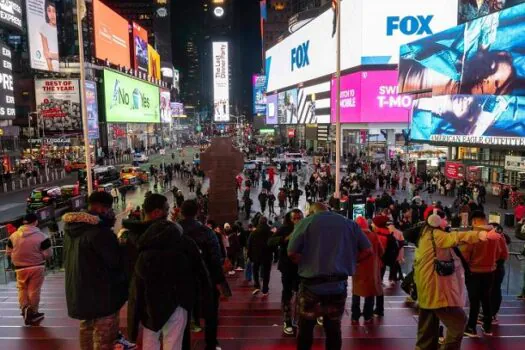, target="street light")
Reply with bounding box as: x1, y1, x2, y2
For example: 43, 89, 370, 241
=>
214, 6, 224, 17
